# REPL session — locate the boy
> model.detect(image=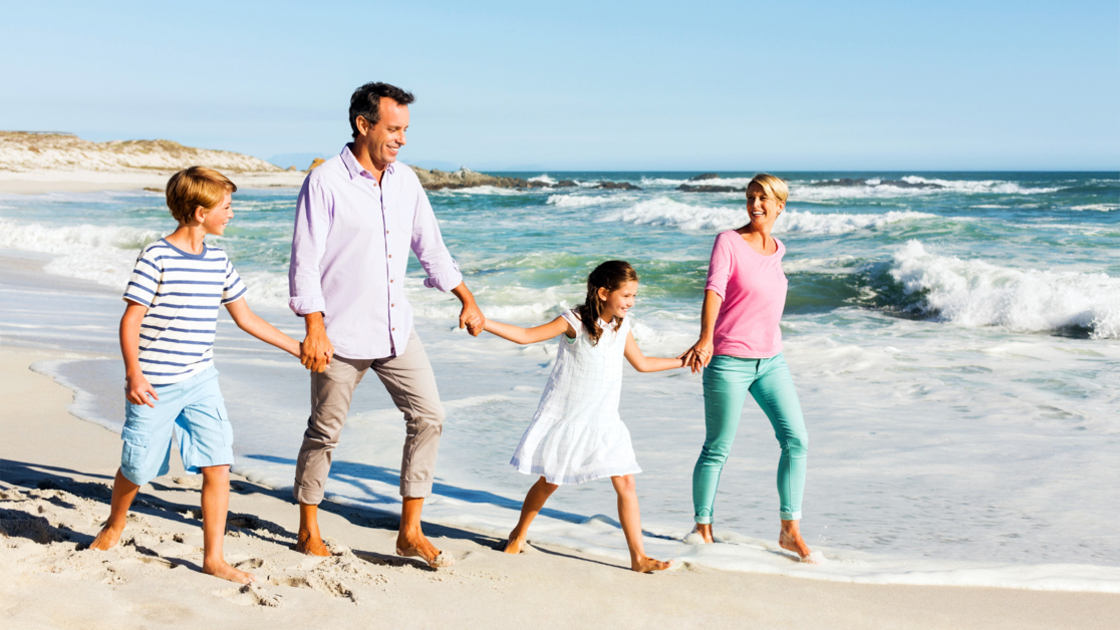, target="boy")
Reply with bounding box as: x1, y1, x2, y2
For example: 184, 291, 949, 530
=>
90, 166, 307, 584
